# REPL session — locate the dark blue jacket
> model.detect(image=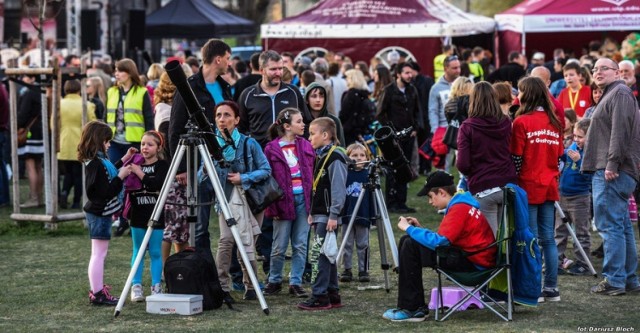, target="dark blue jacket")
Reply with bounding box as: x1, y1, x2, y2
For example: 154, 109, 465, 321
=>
559, 142, 592, 196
